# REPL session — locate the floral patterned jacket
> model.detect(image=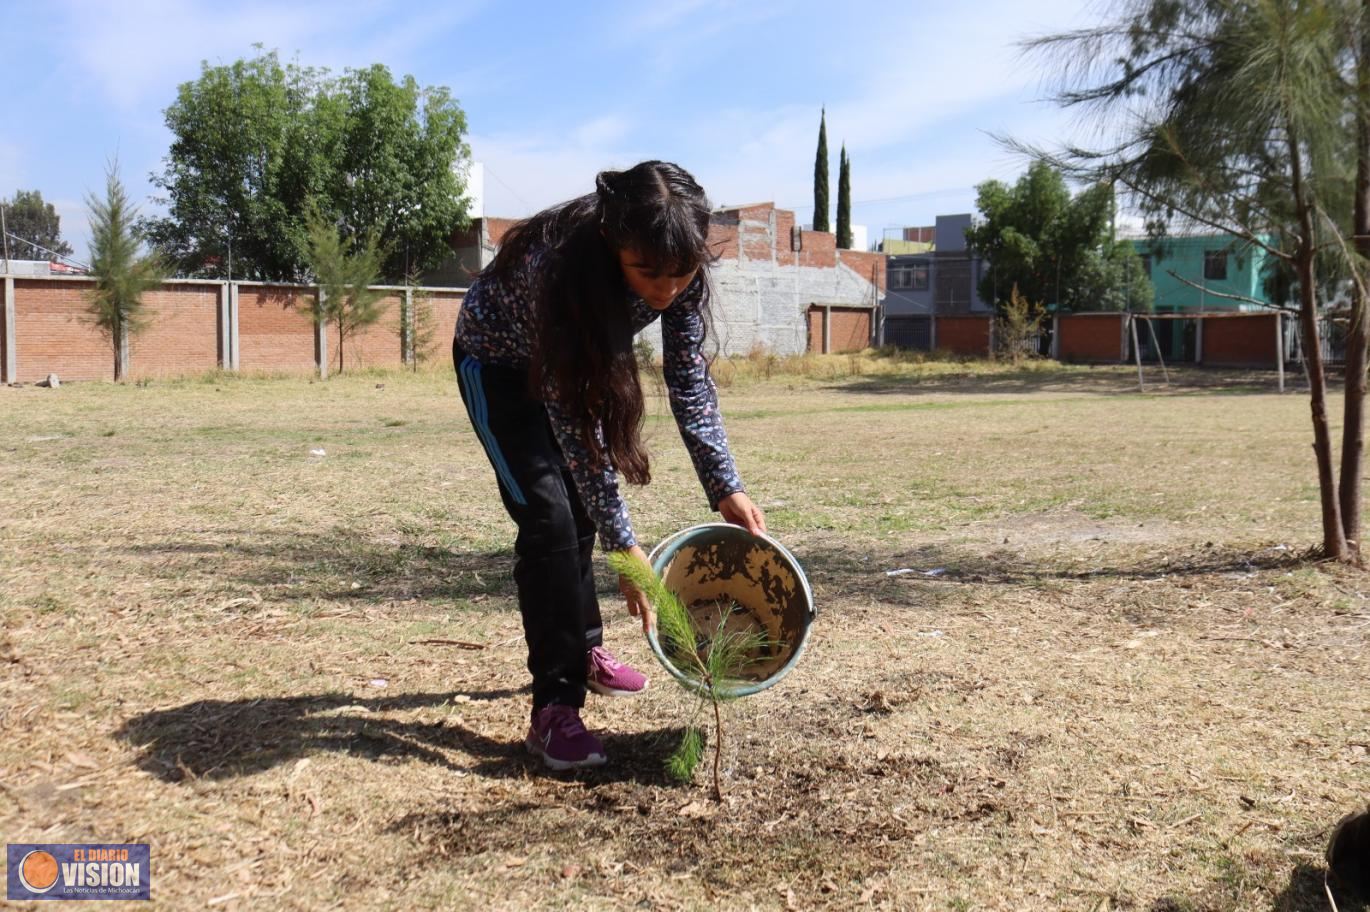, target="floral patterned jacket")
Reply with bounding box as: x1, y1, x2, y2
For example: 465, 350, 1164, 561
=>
454, 251, 744, 551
